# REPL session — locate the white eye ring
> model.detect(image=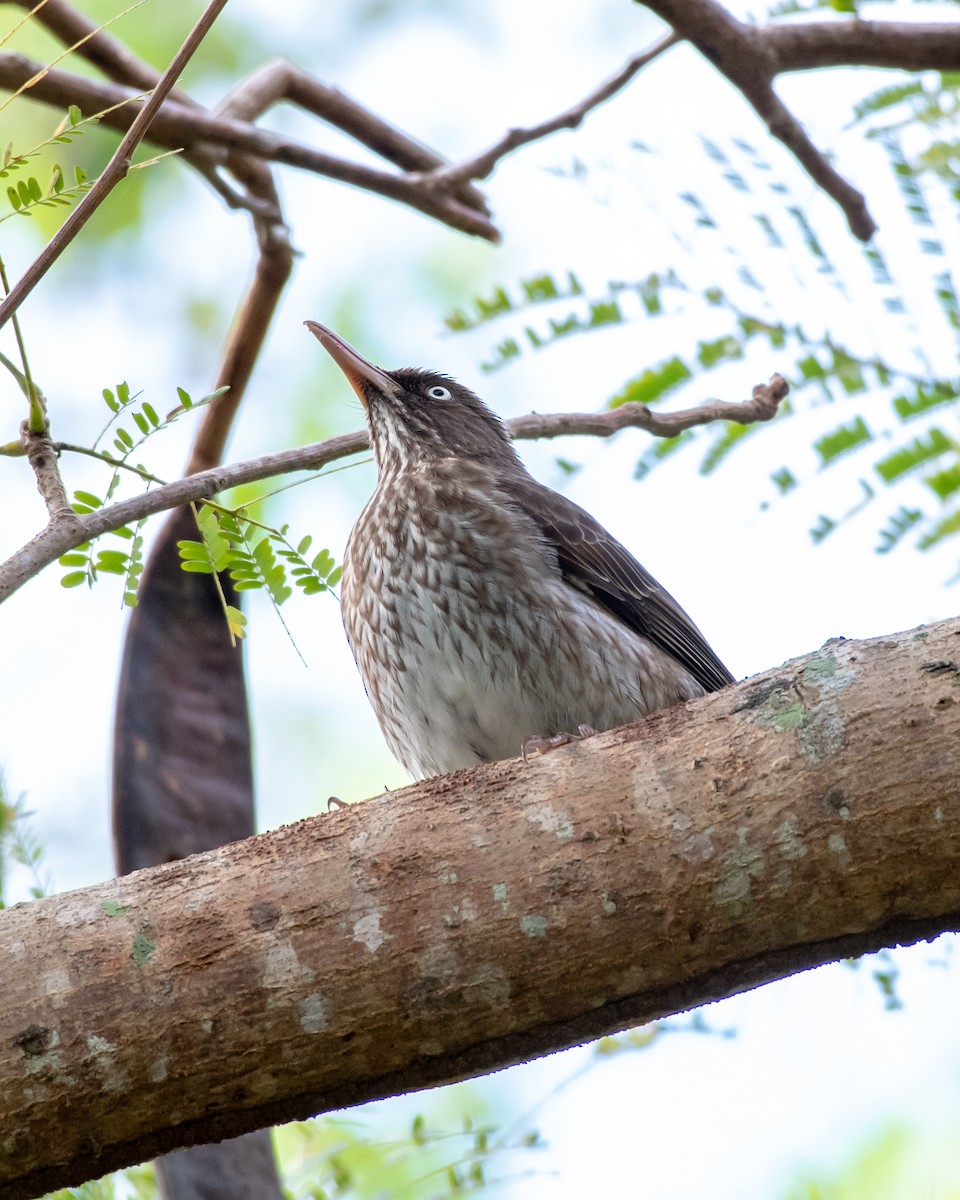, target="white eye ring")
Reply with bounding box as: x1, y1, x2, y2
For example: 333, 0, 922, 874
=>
426, 385, 451, 400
